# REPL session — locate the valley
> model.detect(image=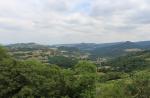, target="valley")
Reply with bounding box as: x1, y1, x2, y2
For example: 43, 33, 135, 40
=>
0, 40, 150, 98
